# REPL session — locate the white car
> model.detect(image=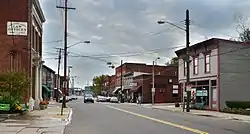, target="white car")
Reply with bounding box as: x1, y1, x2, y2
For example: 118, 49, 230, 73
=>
59, 96, 69, 103
97, 96, 106, 102
110, 97, 119, 103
